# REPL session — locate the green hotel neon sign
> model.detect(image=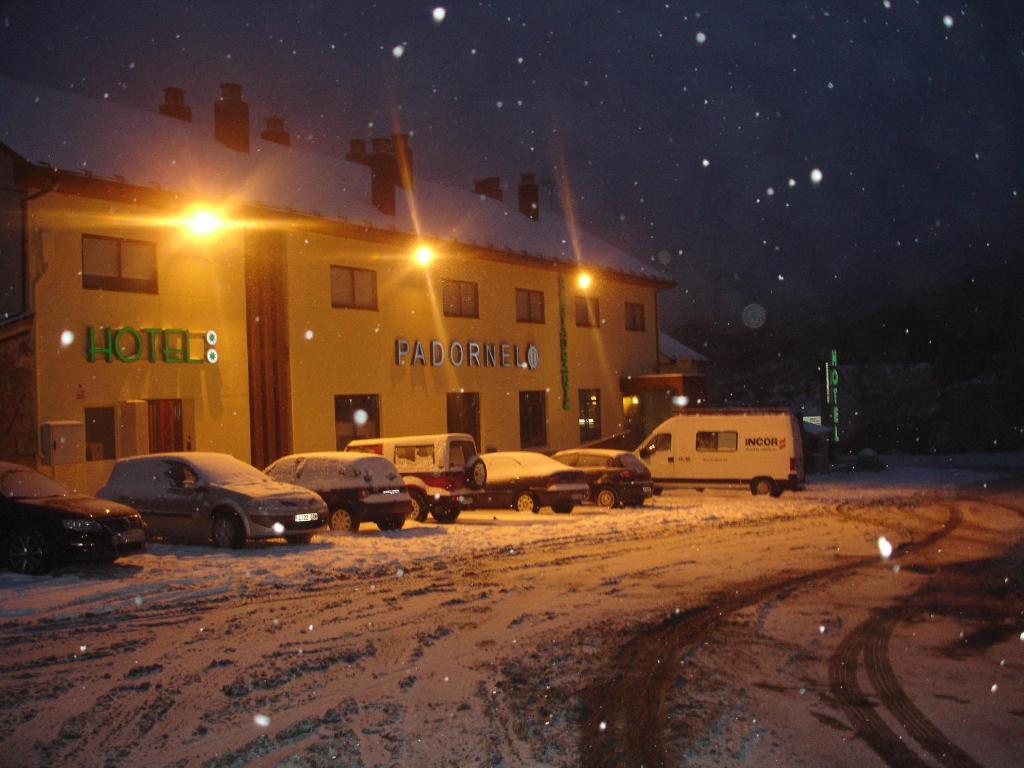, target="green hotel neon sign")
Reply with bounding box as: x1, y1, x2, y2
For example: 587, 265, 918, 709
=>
86, 327, 219, 364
